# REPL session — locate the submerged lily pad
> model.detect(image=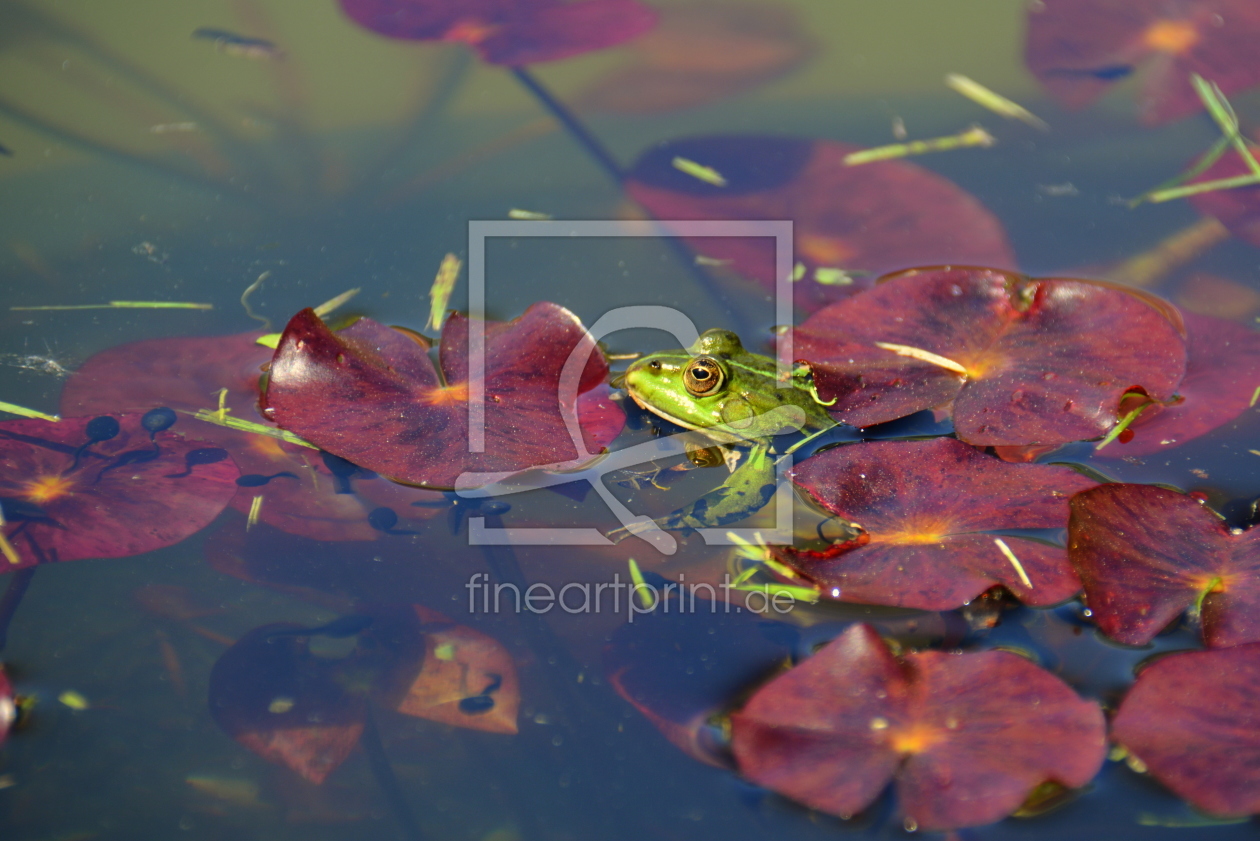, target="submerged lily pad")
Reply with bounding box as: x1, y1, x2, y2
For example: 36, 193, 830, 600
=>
1101, 312, 1260, 456
1069, 483, 1260, 647
338, 0, 658, 65
1025, 0, 1260, 124
731, 624, 1107, 830
0, 414, 238, 566
777, 438, 1094, 610
376, 604, 520, 734
209, 623, 366, 785
1112, 644, 1260, 815
626, 135, 1015, 313
59, 330, 423, 541
209, 605, 519, 783
262, 303, 620, 489
793, 267, 1187, 445
1189, 136, 1260, 248
578, 1, 815, 114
